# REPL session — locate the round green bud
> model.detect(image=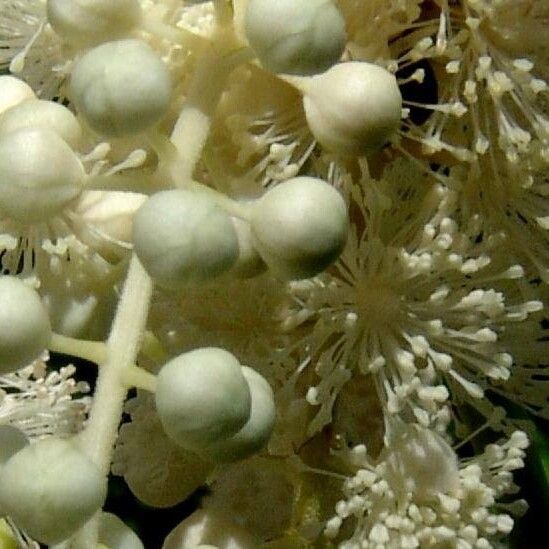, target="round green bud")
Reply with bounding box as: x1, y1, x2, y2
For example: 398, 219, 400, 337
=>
0, 437, 107, 544
155, 348, 252, 452
0, 127, 85, 222
245, 0, 346, 76
0, 426, 28, 465
250, 177, 348, 280
0, 99, 82, 147
0, 277, 52, 374
133, 190, 239, 290
70, 39, 171, 137
303, 61, 402, 155
47, 0, 142, 46
99, 512, 144, 549
203, 366, 276, 463
0, 75, 35, 115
